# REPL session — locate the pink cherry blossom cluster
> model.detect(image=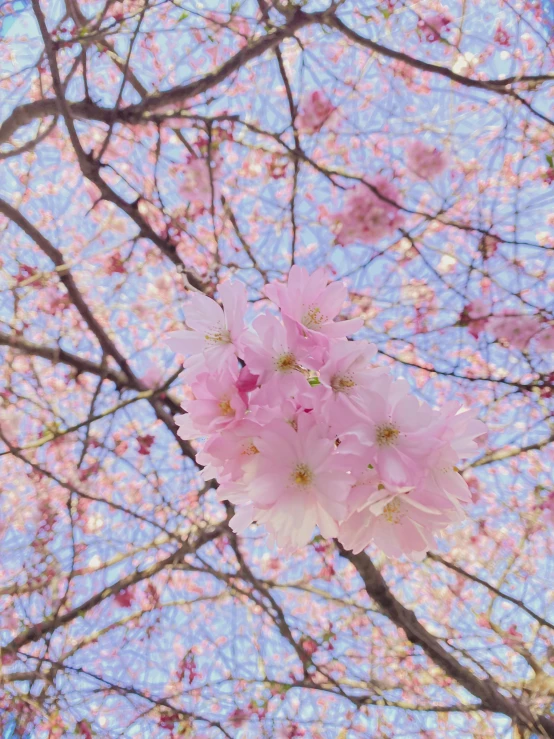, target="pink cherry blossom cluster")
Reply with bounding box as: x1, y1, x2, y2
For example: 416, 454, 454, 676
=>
334, 176, 405, 246
296, 91, 336, 134
406, 140, 448, 179
462, 300, 554, 351
167, 267, 486, 560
